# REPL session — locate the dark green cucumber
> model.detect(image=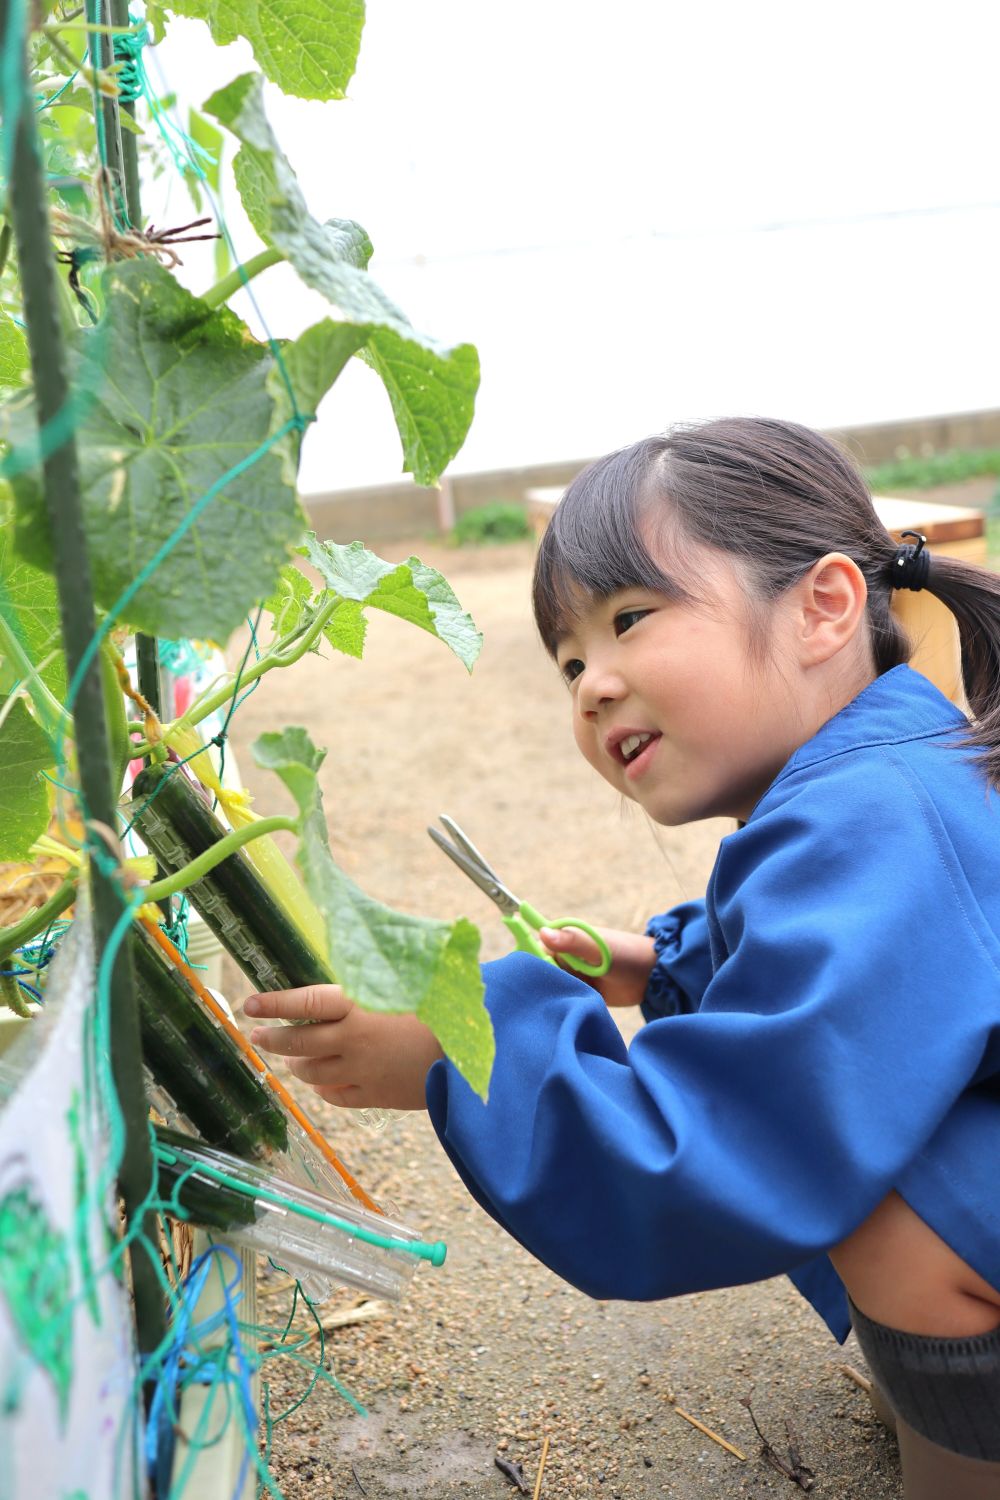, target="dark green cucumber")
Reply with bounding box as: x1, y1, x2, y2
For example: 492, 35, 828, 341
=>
131, 927, 287, 1159
131, 761, 335, 993
154, 1125, 257, 1233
